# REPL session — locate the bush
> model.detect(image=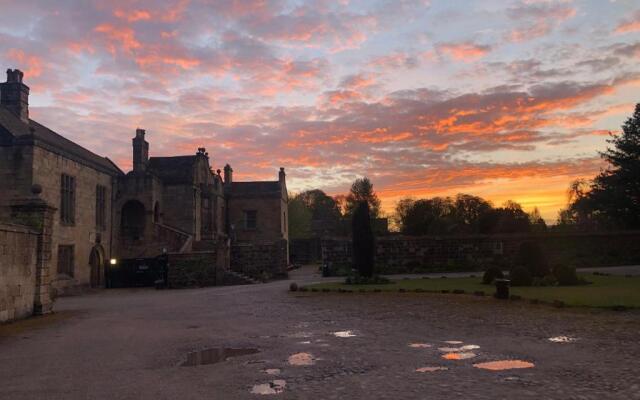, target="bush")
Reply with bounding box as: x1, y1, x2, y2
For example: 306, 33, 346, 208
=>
289, 282, 298, 292
509, 266, 533, 286
532, 275, 557, 287
482, 266, 505, 285
515, 241, 550, 278
553, 264, 585, 286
